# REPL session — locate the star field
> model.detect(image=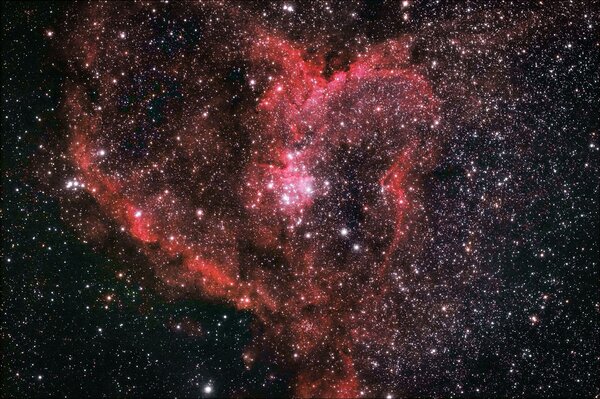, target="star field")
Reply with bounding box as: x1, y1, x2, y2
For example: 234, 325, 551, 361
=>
2, 1, 599, 398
